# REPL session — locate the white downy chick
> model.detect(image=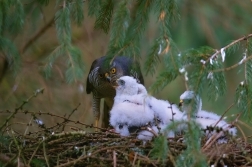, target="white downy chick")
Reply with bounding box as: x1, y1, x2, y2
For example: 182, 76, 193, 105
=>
110, 76, 154, 137
179, 90, 202, 116
113, 76, 148, 105
179, 90, 237, 141
196, 117, 237, 138
146, 97, 184, 138
148, 97, 183, 124
197, 110, 222, 121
